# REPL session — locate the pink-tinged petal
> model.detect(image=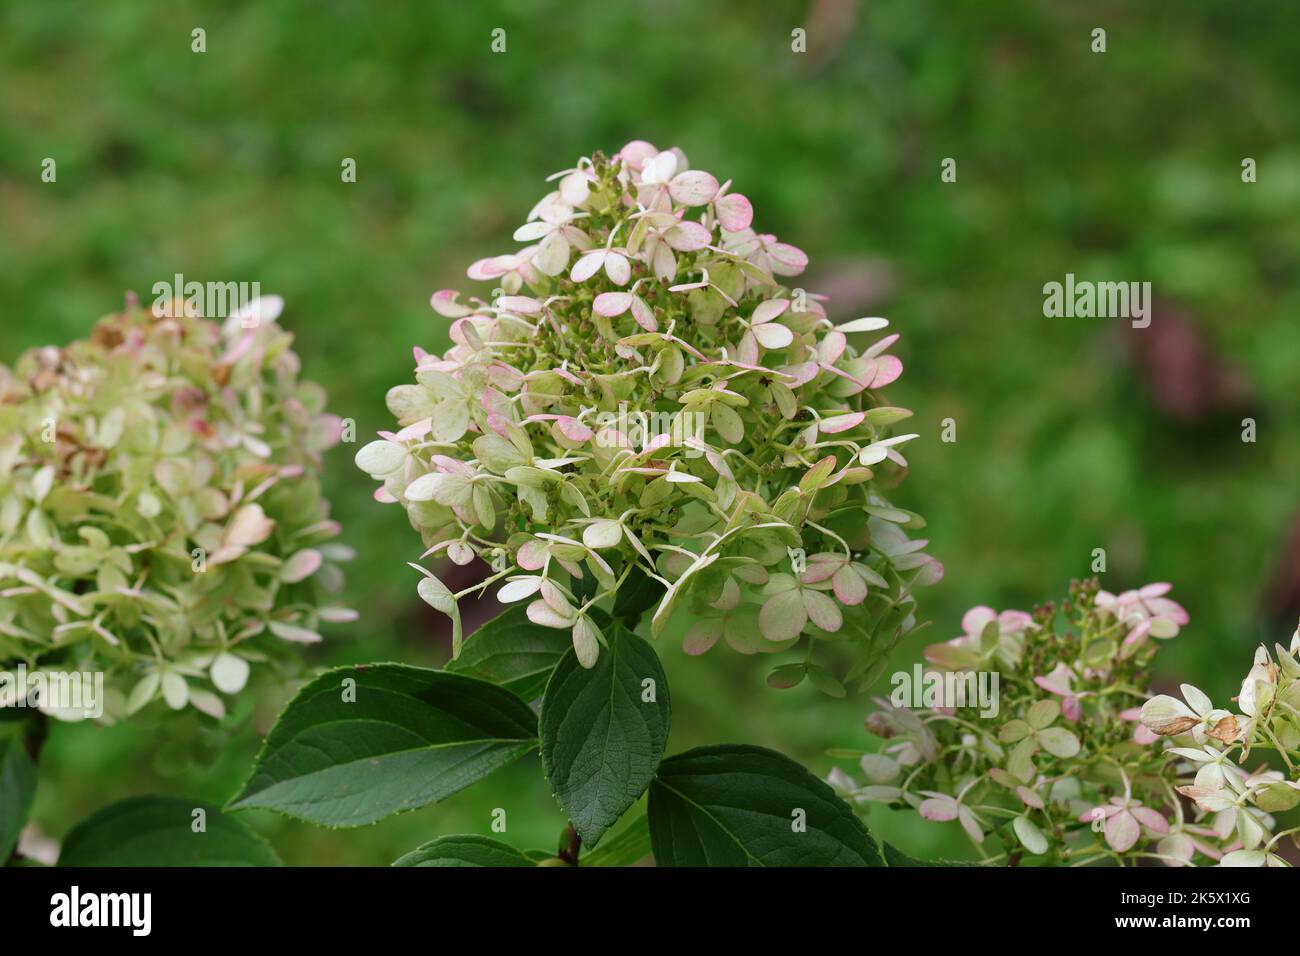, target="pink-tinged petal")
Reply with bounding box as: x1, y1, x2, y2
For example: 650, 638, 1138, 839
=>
752, 322, 794, 350
868, 355, 904, 388
998, 610, 1034, 631
1063, 696, 1082, 722
752, 298, 791, 325
430, 289, 471, 317
1133, 724, 1159, 745
516, 539, 548, 571
448, 318, 480, 348
919, 798, 959, 822
571, 250, 605, 282
767, 242, 808, 276
1078, 805, 1121, 824
1131, 806, 1170, 834
1124, 619, 1152, 646
374, 486, 398, 503
820, 411, 865, 434
467, 256, 510, 280
831, 566, 867, 605
281, 549, 323, 583
737, 330, 760, 366
863, 332, 900, 359
498, 295, 541, 314
603, 252, 631, 286
1034, 675, 1069, 696
682, 620, 721, 656
915, 557, 945, 586
716, 192, 753, 231
1106, 810, 1141, 852
818, 330, 847, 365
669, 170, 719, 206
774, 361, 818, 388
554, 417, 594, 443
961, 606, 997, 636
618, 140, 659, 170
593, 292, 633, 317
802, 589, 843, 632
1016, 786, 1045, 809
800, 554, 844, 584
630, 296, 658, 332
1146, 597, 1189, 624
526, 598, 573, 629
664, 221, 712, 251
